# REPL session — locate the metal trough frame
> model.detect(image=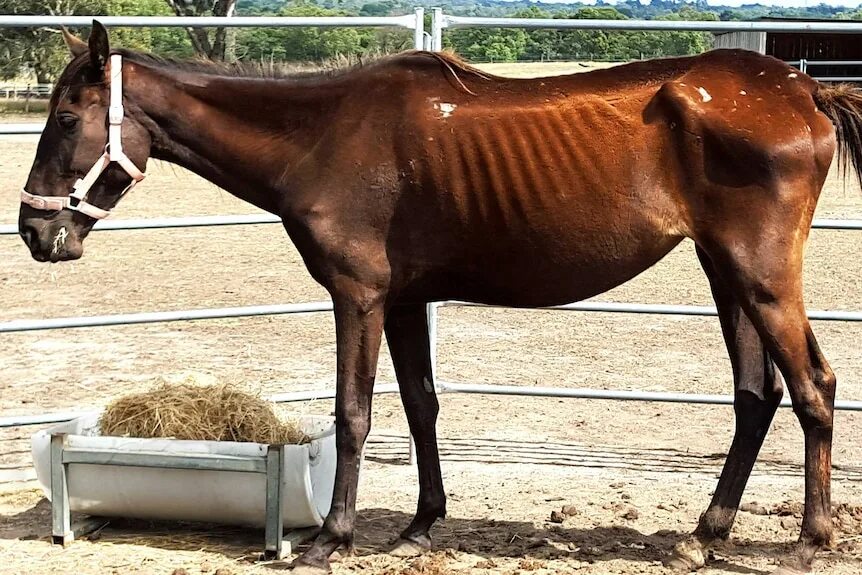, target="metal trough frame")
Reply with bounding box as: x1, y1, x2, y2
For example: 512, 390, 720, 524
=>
49, 434, 315, 558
